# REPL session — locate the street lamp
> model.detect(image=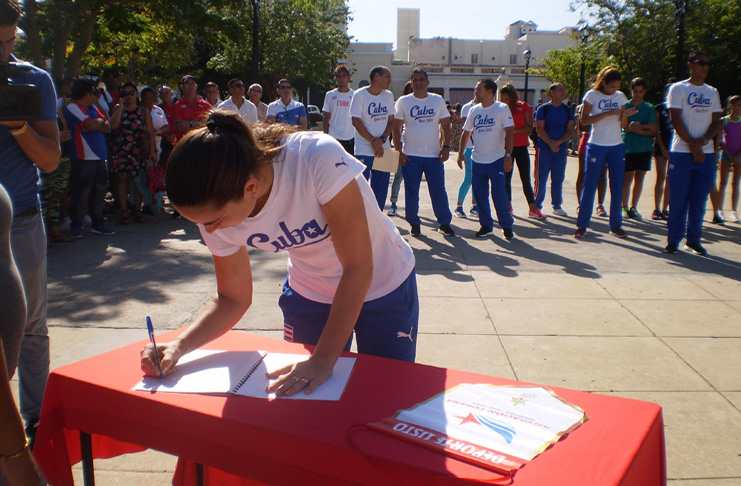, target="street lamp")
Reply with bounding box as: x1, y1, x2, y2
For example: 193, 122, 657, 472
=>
523, 49, 532, 105
578, 24, 591, 102
673, 0, 688, 79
